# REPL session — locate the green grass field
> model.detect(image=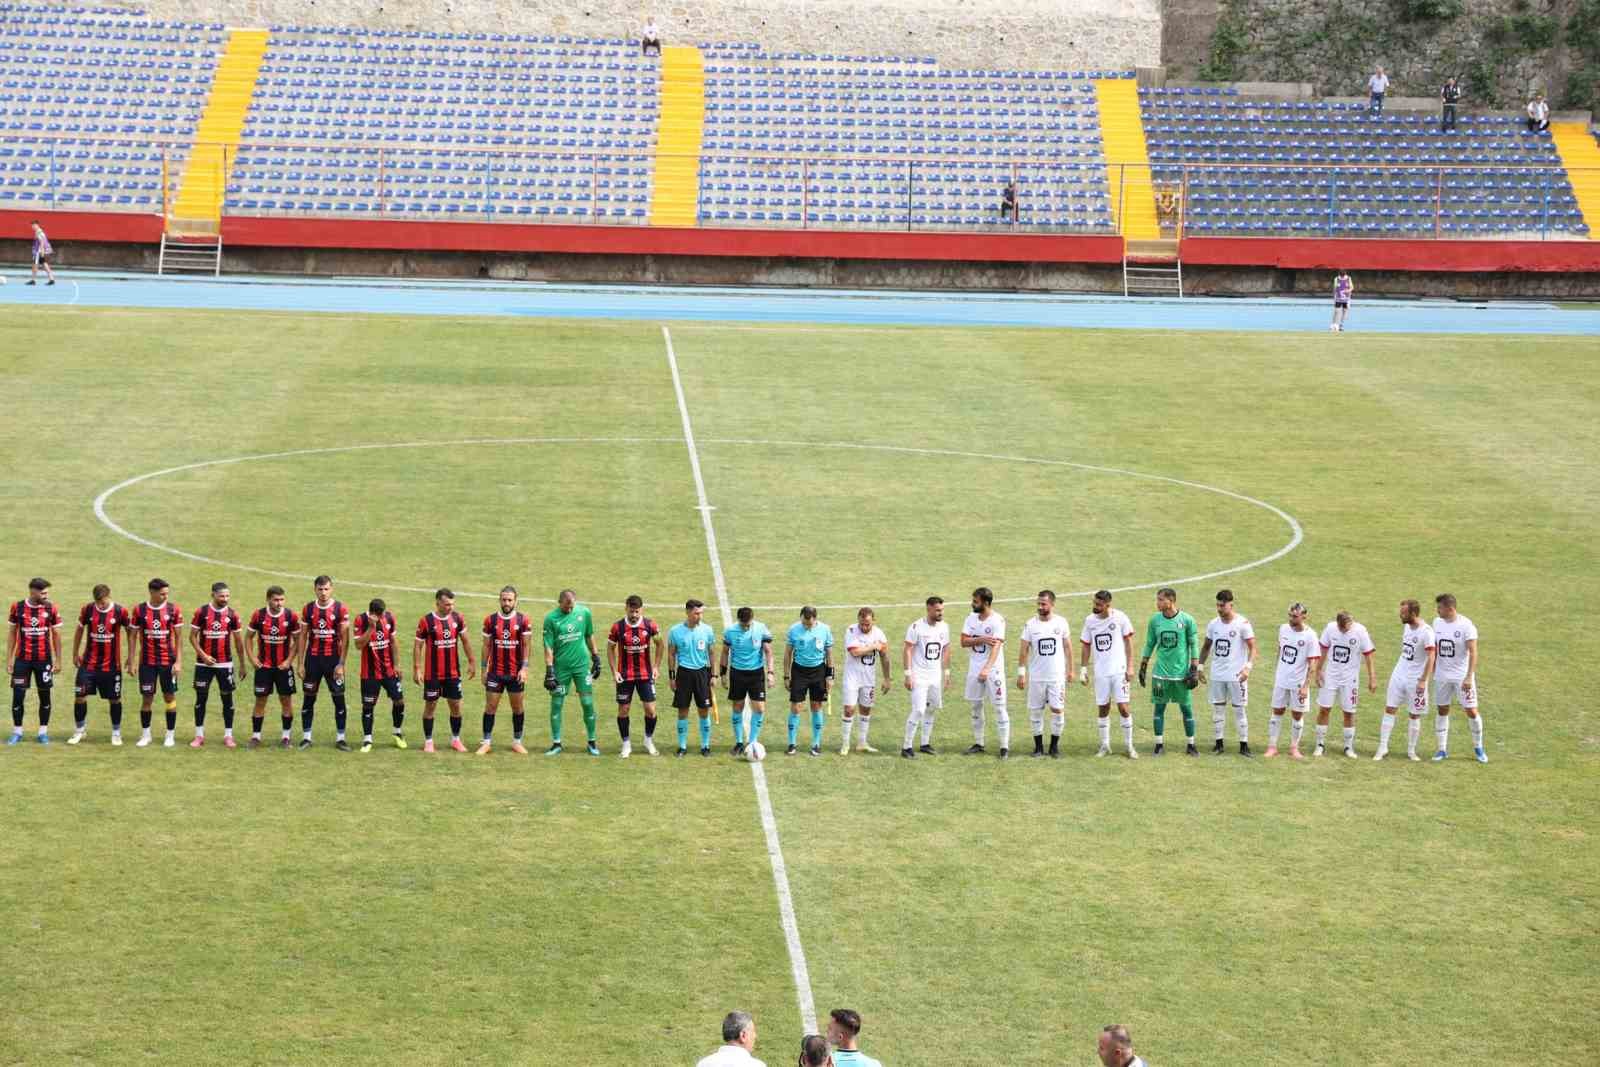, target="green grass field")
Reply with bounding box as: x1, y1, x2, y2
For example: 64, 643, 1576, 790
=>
1, 306, 1597, 1067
